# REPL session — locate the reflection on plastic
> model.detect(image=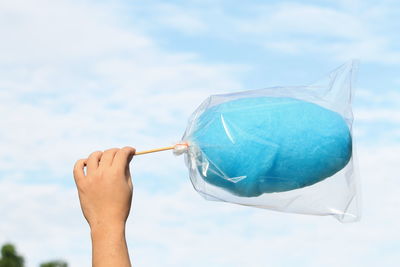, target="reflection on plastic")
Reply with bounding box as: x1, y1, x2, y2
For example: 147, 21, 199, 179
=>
179, 61, 361, 223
